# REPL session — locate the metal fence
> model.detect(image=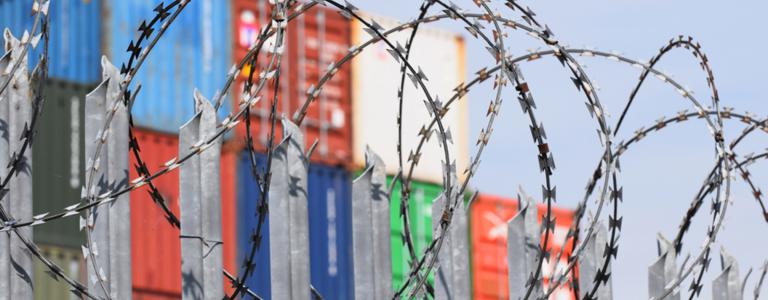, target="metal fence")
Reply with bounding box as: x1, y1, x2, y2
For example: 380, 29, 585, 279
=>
1, 0, 767, 299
